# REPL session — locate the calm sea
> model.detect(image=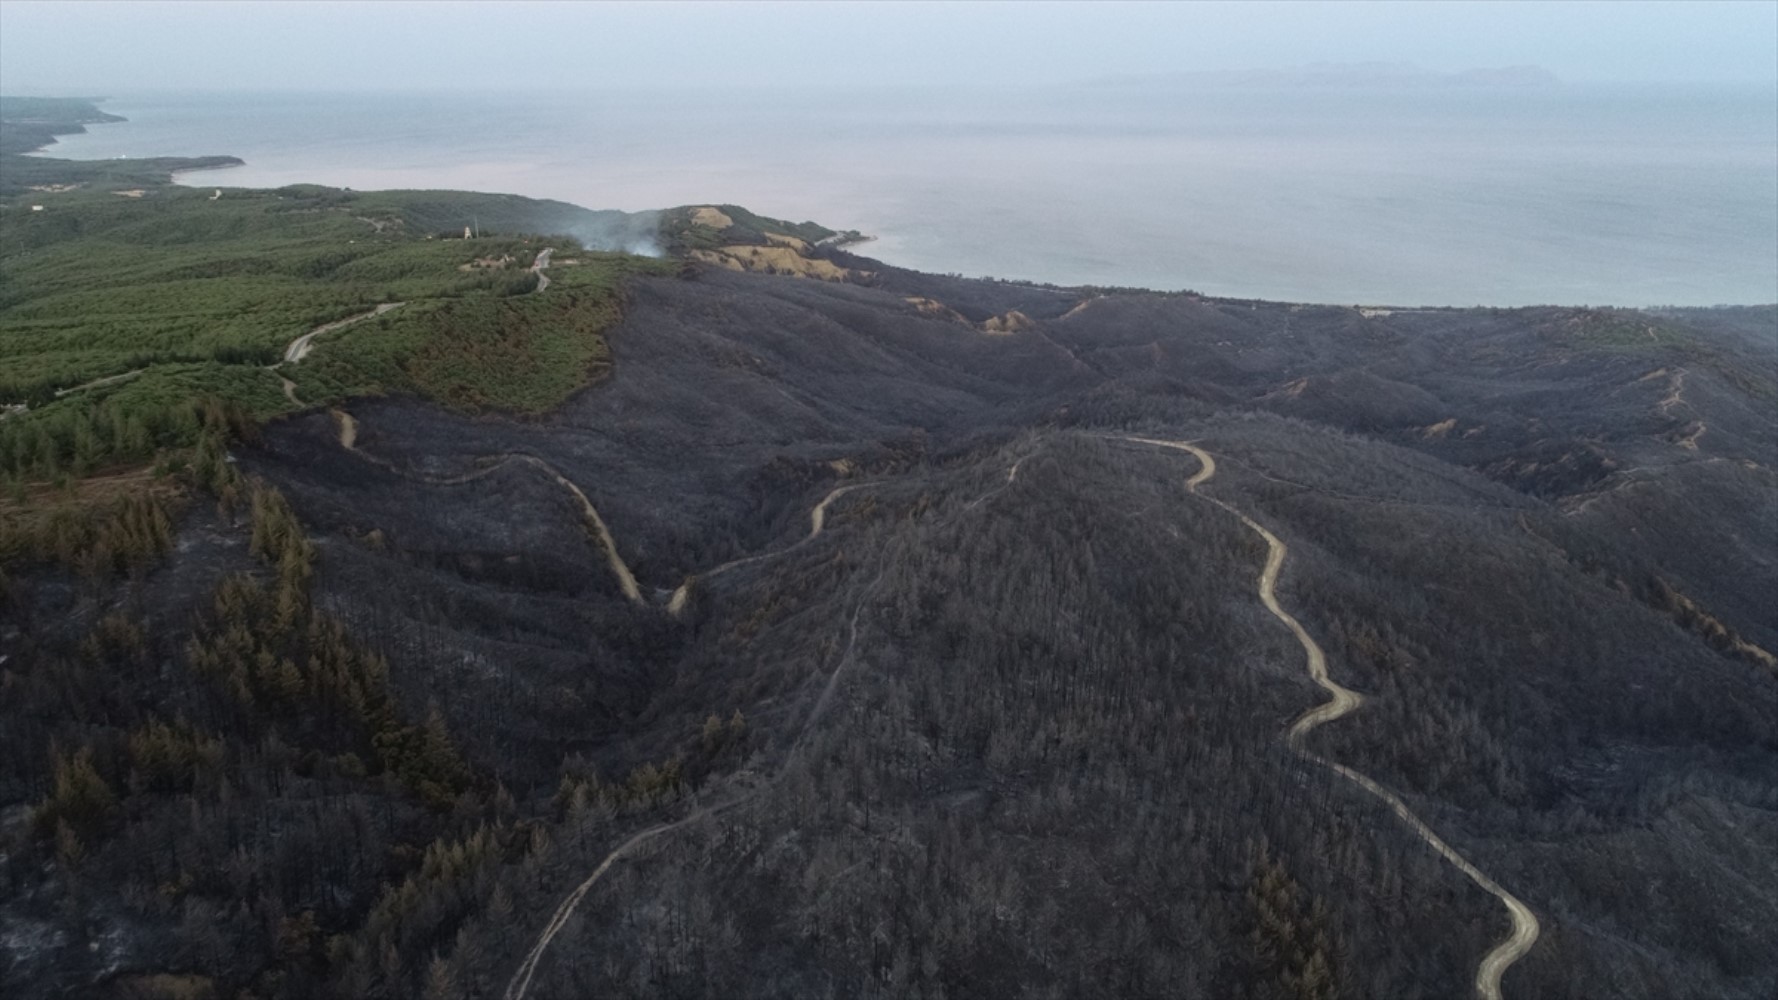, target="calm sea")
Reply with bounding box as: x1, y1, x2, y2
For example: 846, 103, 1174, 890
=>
34, 85, 1778, 308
